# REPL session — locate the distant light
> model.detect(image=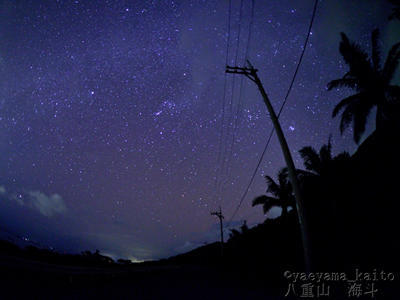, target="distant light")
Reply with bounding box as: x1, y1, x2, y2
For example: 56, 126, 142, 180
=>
127, 256, 144, 263
289, 126, 295, 131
